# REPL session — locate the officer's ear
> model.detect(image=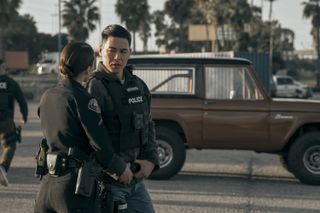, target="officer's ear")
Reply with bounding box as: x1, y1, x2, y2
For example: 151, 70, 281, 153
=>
98, 44, 104, 57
